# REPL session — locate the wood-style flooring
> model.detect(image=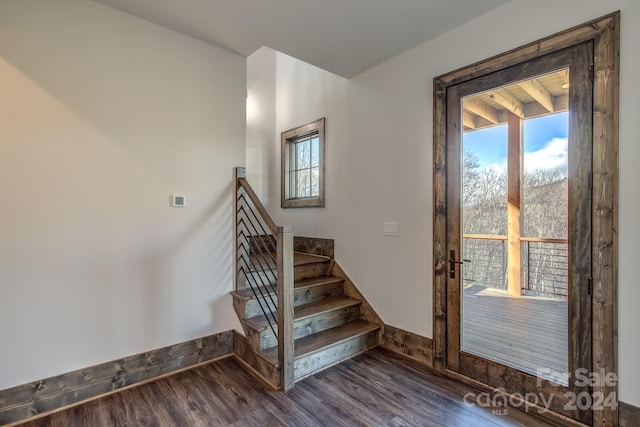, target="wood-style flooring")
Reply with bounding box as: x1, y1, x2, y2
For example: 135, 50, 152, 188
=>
463, 285, 568, 378
16, 348, 562, 427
